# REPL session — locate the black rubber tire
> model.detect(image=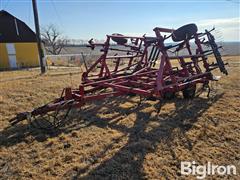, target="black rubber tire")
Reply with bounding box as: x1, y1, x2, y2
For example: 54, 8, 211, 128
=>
128, 92, 136, 97
111, 33, 128, 45
182, 84, 196, 99
163, 91, 175, 100
163, 81, 175, 100
172, 24, 198, 42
